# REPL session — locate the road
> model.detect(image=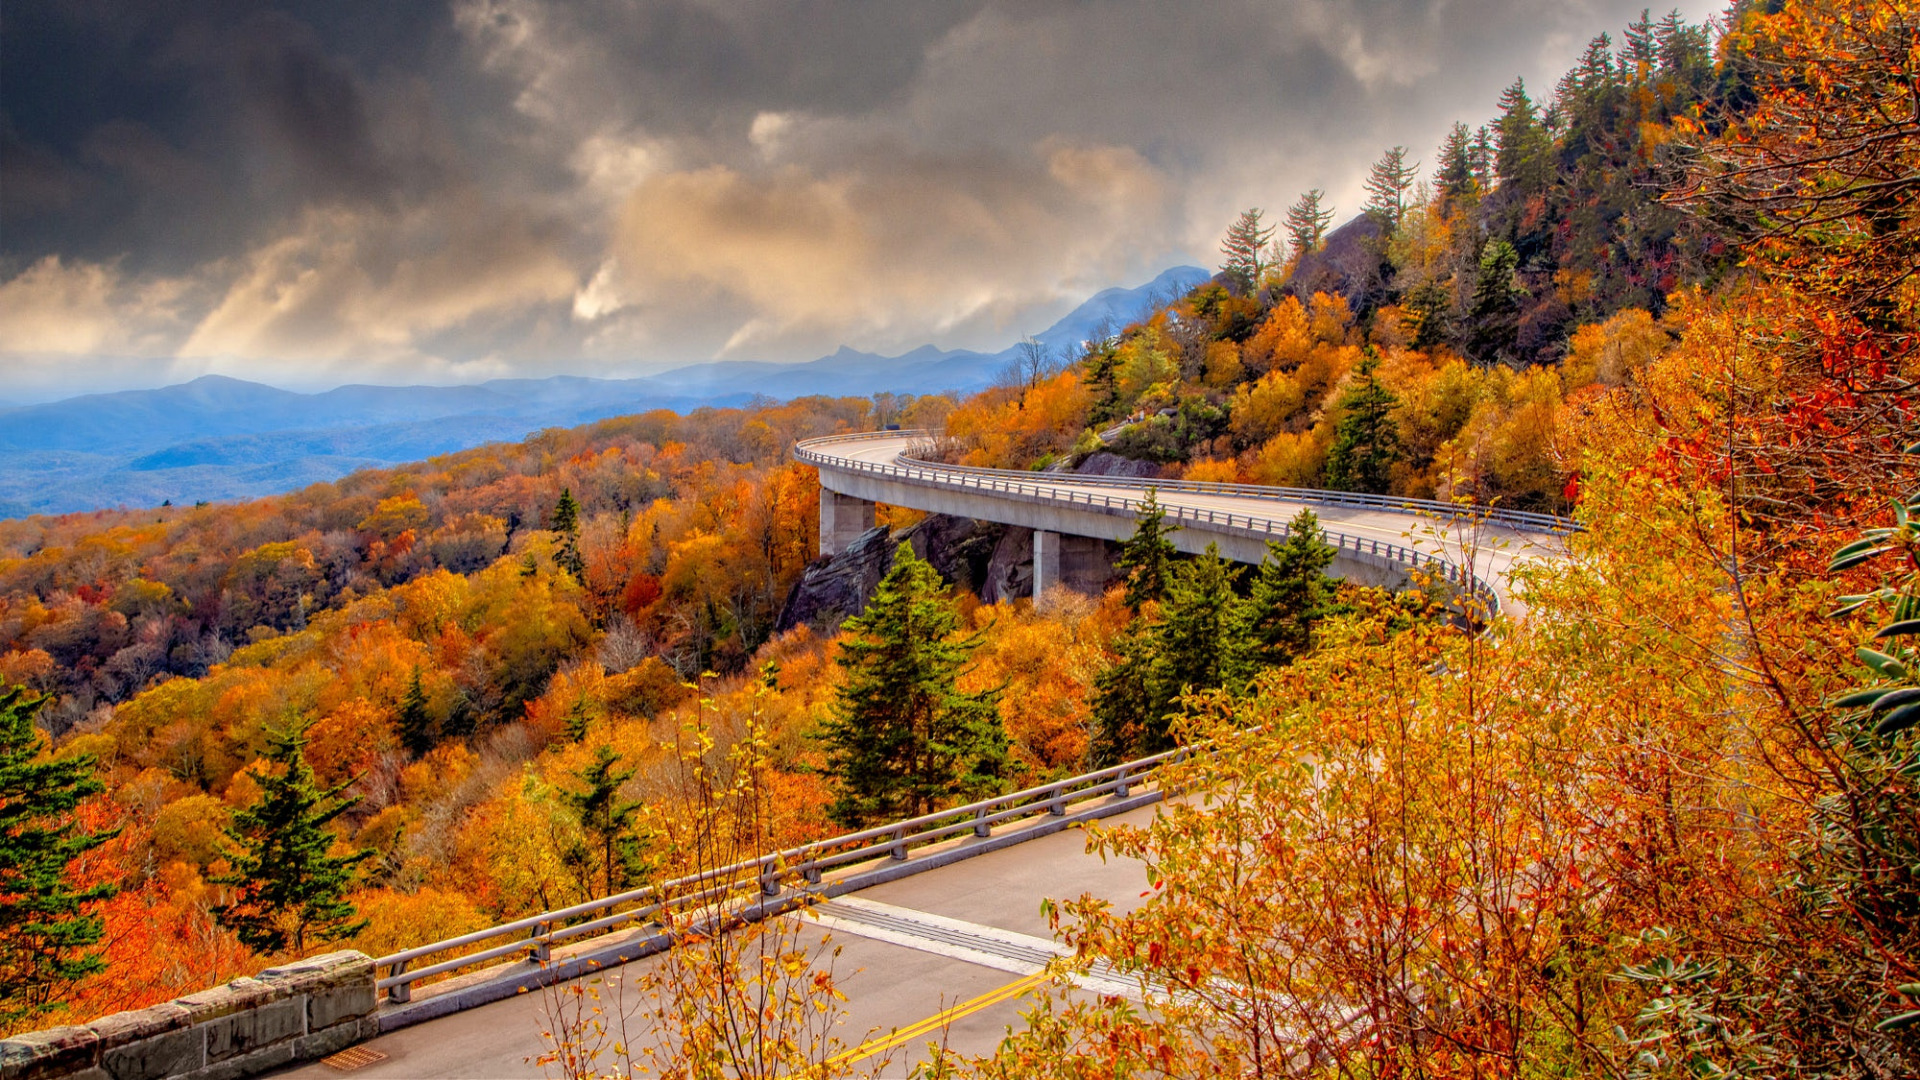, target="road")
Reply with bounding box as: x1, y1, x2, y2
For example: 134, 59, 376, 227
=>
804, 431, 1568, 615
271, 804, 1161, 1079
